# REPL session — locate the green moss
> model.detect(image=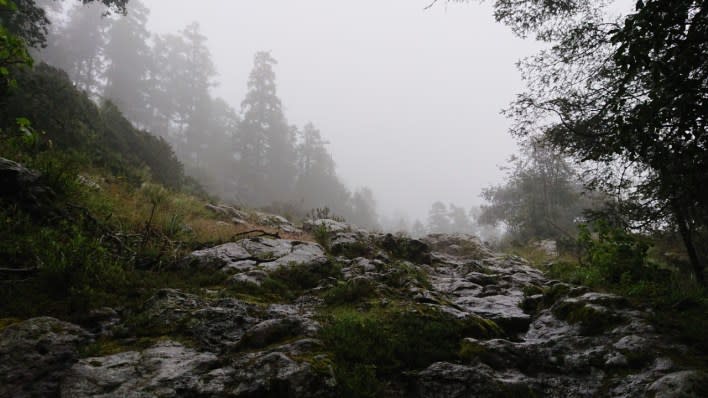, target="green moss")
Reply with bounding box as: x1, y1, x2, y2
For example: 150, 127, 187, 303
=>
332, 240, 372, 259
458, 338, 487, 362
228, 261, 343, 303
522, 285, 543, 297
319, 304, 501, 397
542, 284, 570, 305
80, 336, 163, 357
0, 318, 22, 333
552, 300, 620, 335
382, 261, 432, 290
377, 234, 431, 264
323, 279, 378, 306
